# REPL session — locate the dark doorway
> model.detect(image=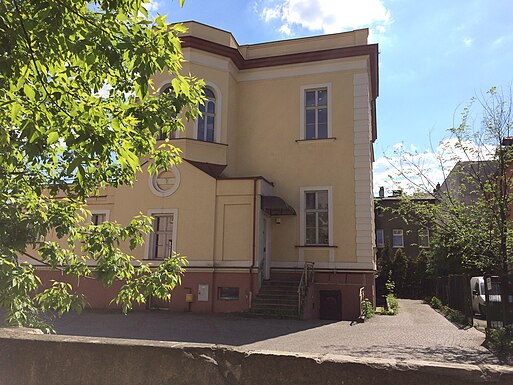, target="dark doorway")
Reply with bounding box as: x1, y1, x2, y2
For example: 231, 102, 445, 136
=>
319, 290, 342, 320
